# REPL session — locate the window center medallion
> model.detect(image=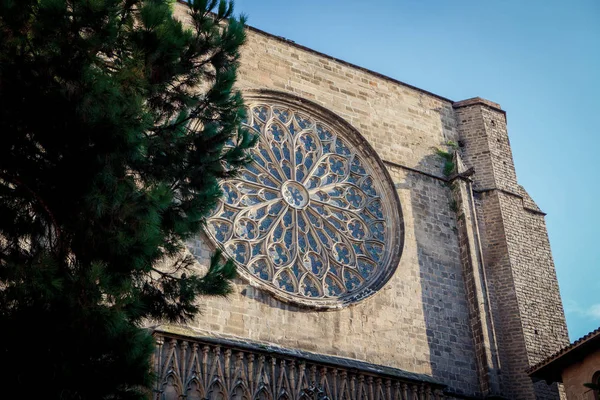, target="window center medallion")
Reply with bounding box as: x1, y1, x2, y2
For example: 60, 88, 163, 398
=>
281, 181, 309, 209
